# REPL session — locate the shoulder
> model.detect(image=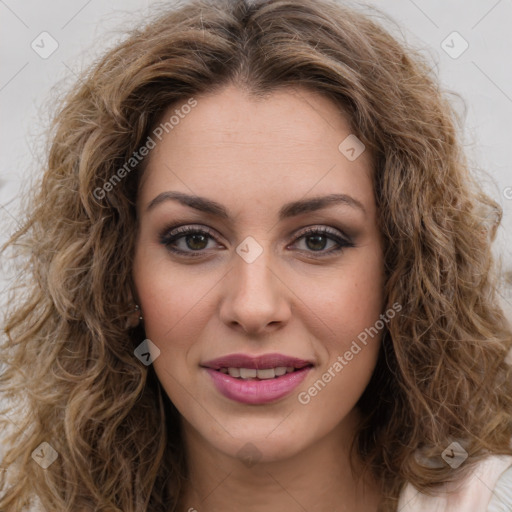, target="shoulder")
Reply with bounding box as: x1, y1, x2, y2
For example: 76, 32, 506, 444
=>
397, 454, 512, 512
487, 461, 512, 512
